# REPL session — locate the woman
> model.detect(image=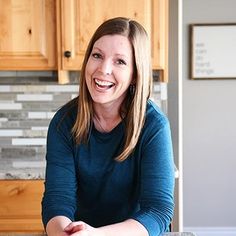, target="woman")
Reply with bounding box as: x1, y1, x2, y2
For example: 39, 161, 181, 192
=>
42, 17, 175, 236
